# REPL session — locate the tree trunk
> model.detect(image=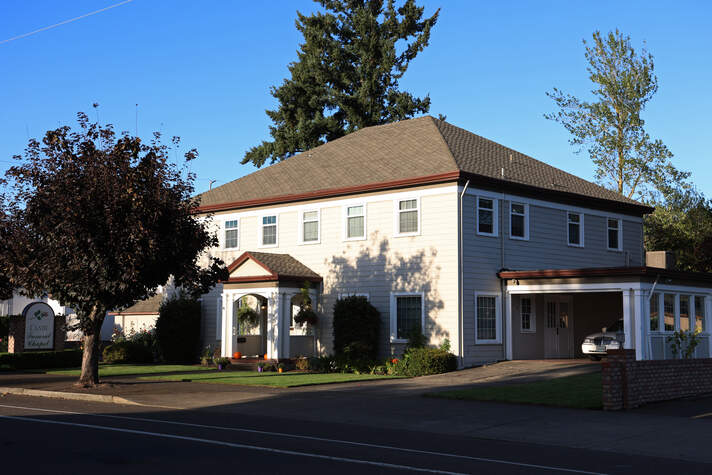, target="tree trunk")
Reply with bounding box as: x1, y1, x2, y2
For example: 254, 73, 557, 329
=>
77, 307, 105, 387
